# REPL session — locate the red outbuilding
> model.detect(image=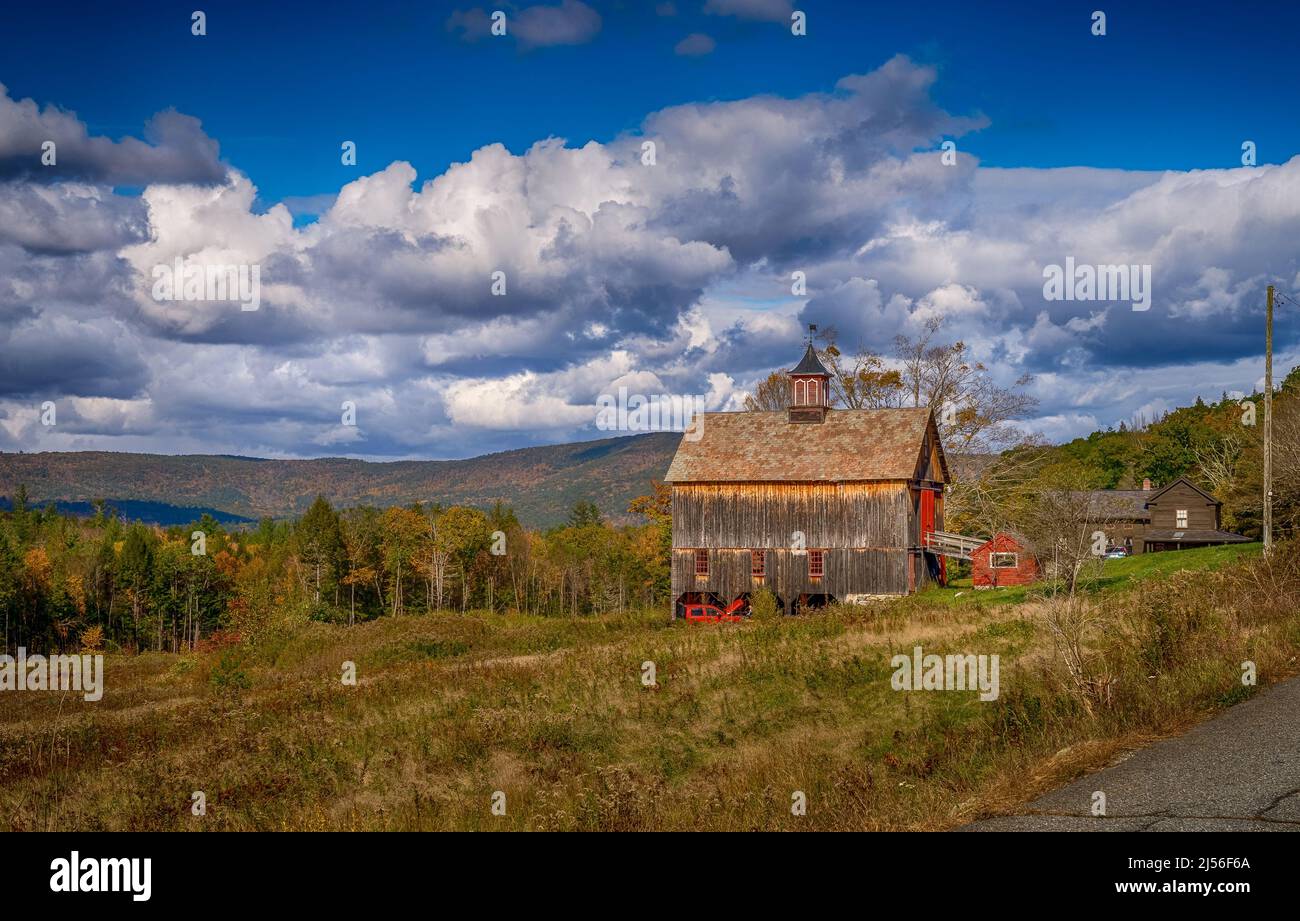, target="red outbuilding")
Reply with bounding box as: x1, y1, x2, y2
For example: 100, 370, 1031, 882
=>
971, 532, 1039, 589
